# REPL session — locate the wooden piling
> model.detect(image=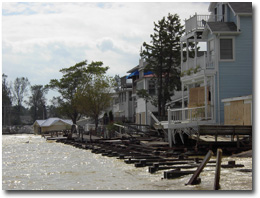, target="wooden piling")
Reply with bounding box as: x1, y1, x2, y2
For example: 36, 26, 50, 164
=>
186, 150, 213, 185
214, 148, 222, 190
